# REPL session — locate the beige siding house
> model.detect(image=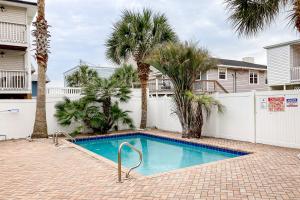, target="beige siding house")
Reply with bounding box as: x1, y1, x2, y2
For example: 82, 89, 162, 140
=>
0, 0, 37, 99
148, 57, 268, 96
